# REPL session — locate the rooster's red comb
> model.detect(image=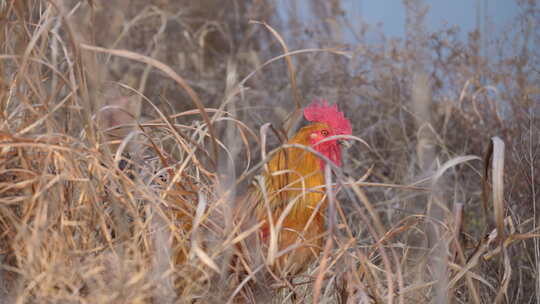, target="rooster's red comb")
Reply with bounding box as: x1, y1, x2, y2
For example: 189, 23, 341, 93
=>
304, 99, 352, 135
